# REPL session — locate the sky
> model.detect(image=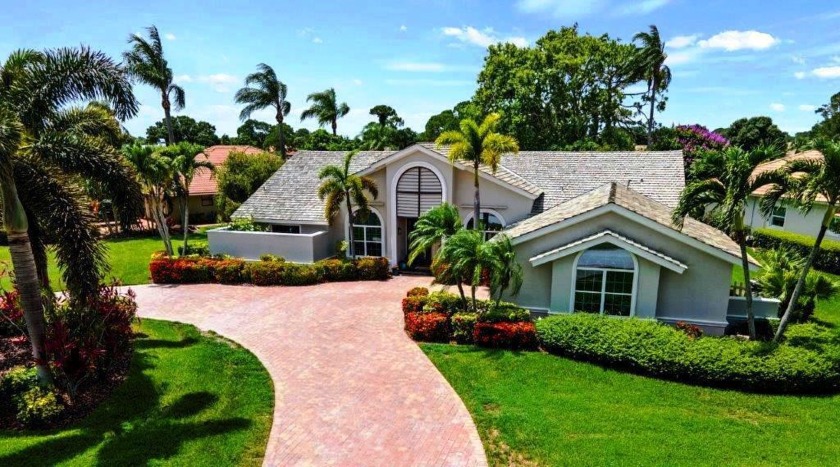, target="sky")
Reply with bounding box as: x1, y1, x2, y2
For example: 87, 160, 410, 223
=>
1, 0, 839, 139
